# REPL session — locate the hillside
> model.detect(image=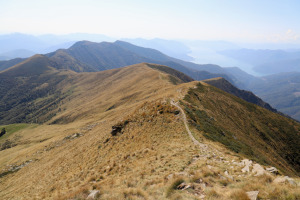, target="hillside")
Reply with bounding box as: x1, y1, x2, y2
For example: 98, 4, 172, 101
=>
182, 82, 300, 175
203, 77, 278, 113
47, 49, 97, 72
0, 63, 299, 199
0, 54, 76, 124
0, 58, 26, 71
